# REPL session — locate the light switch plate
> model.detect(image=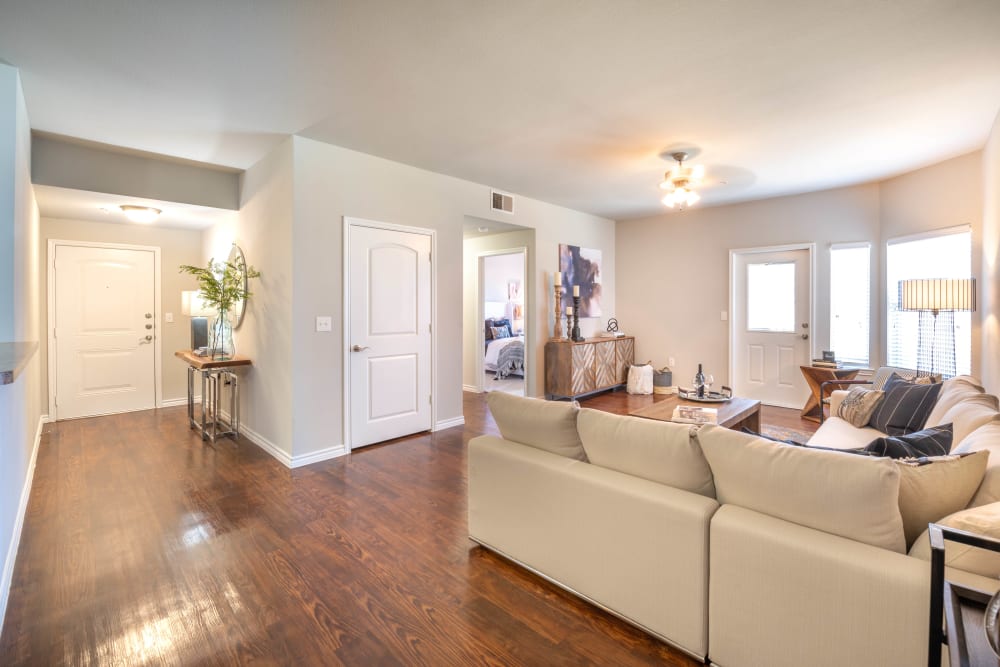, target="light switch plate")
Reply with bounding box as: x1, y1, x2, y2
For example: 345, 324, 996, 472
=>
720, 311, 728, 321
165, 312, 174, 323
316, 316, 333, 332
